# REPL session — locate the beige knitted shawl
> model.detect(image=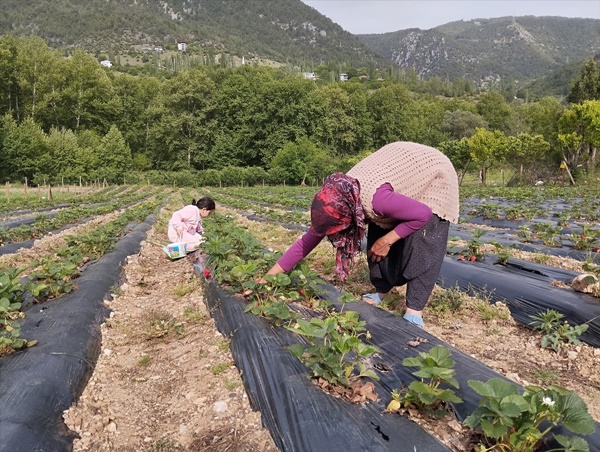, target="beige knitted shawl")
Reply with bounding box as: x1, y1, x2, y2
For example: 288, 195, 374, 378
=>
346, 142, 460, 228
